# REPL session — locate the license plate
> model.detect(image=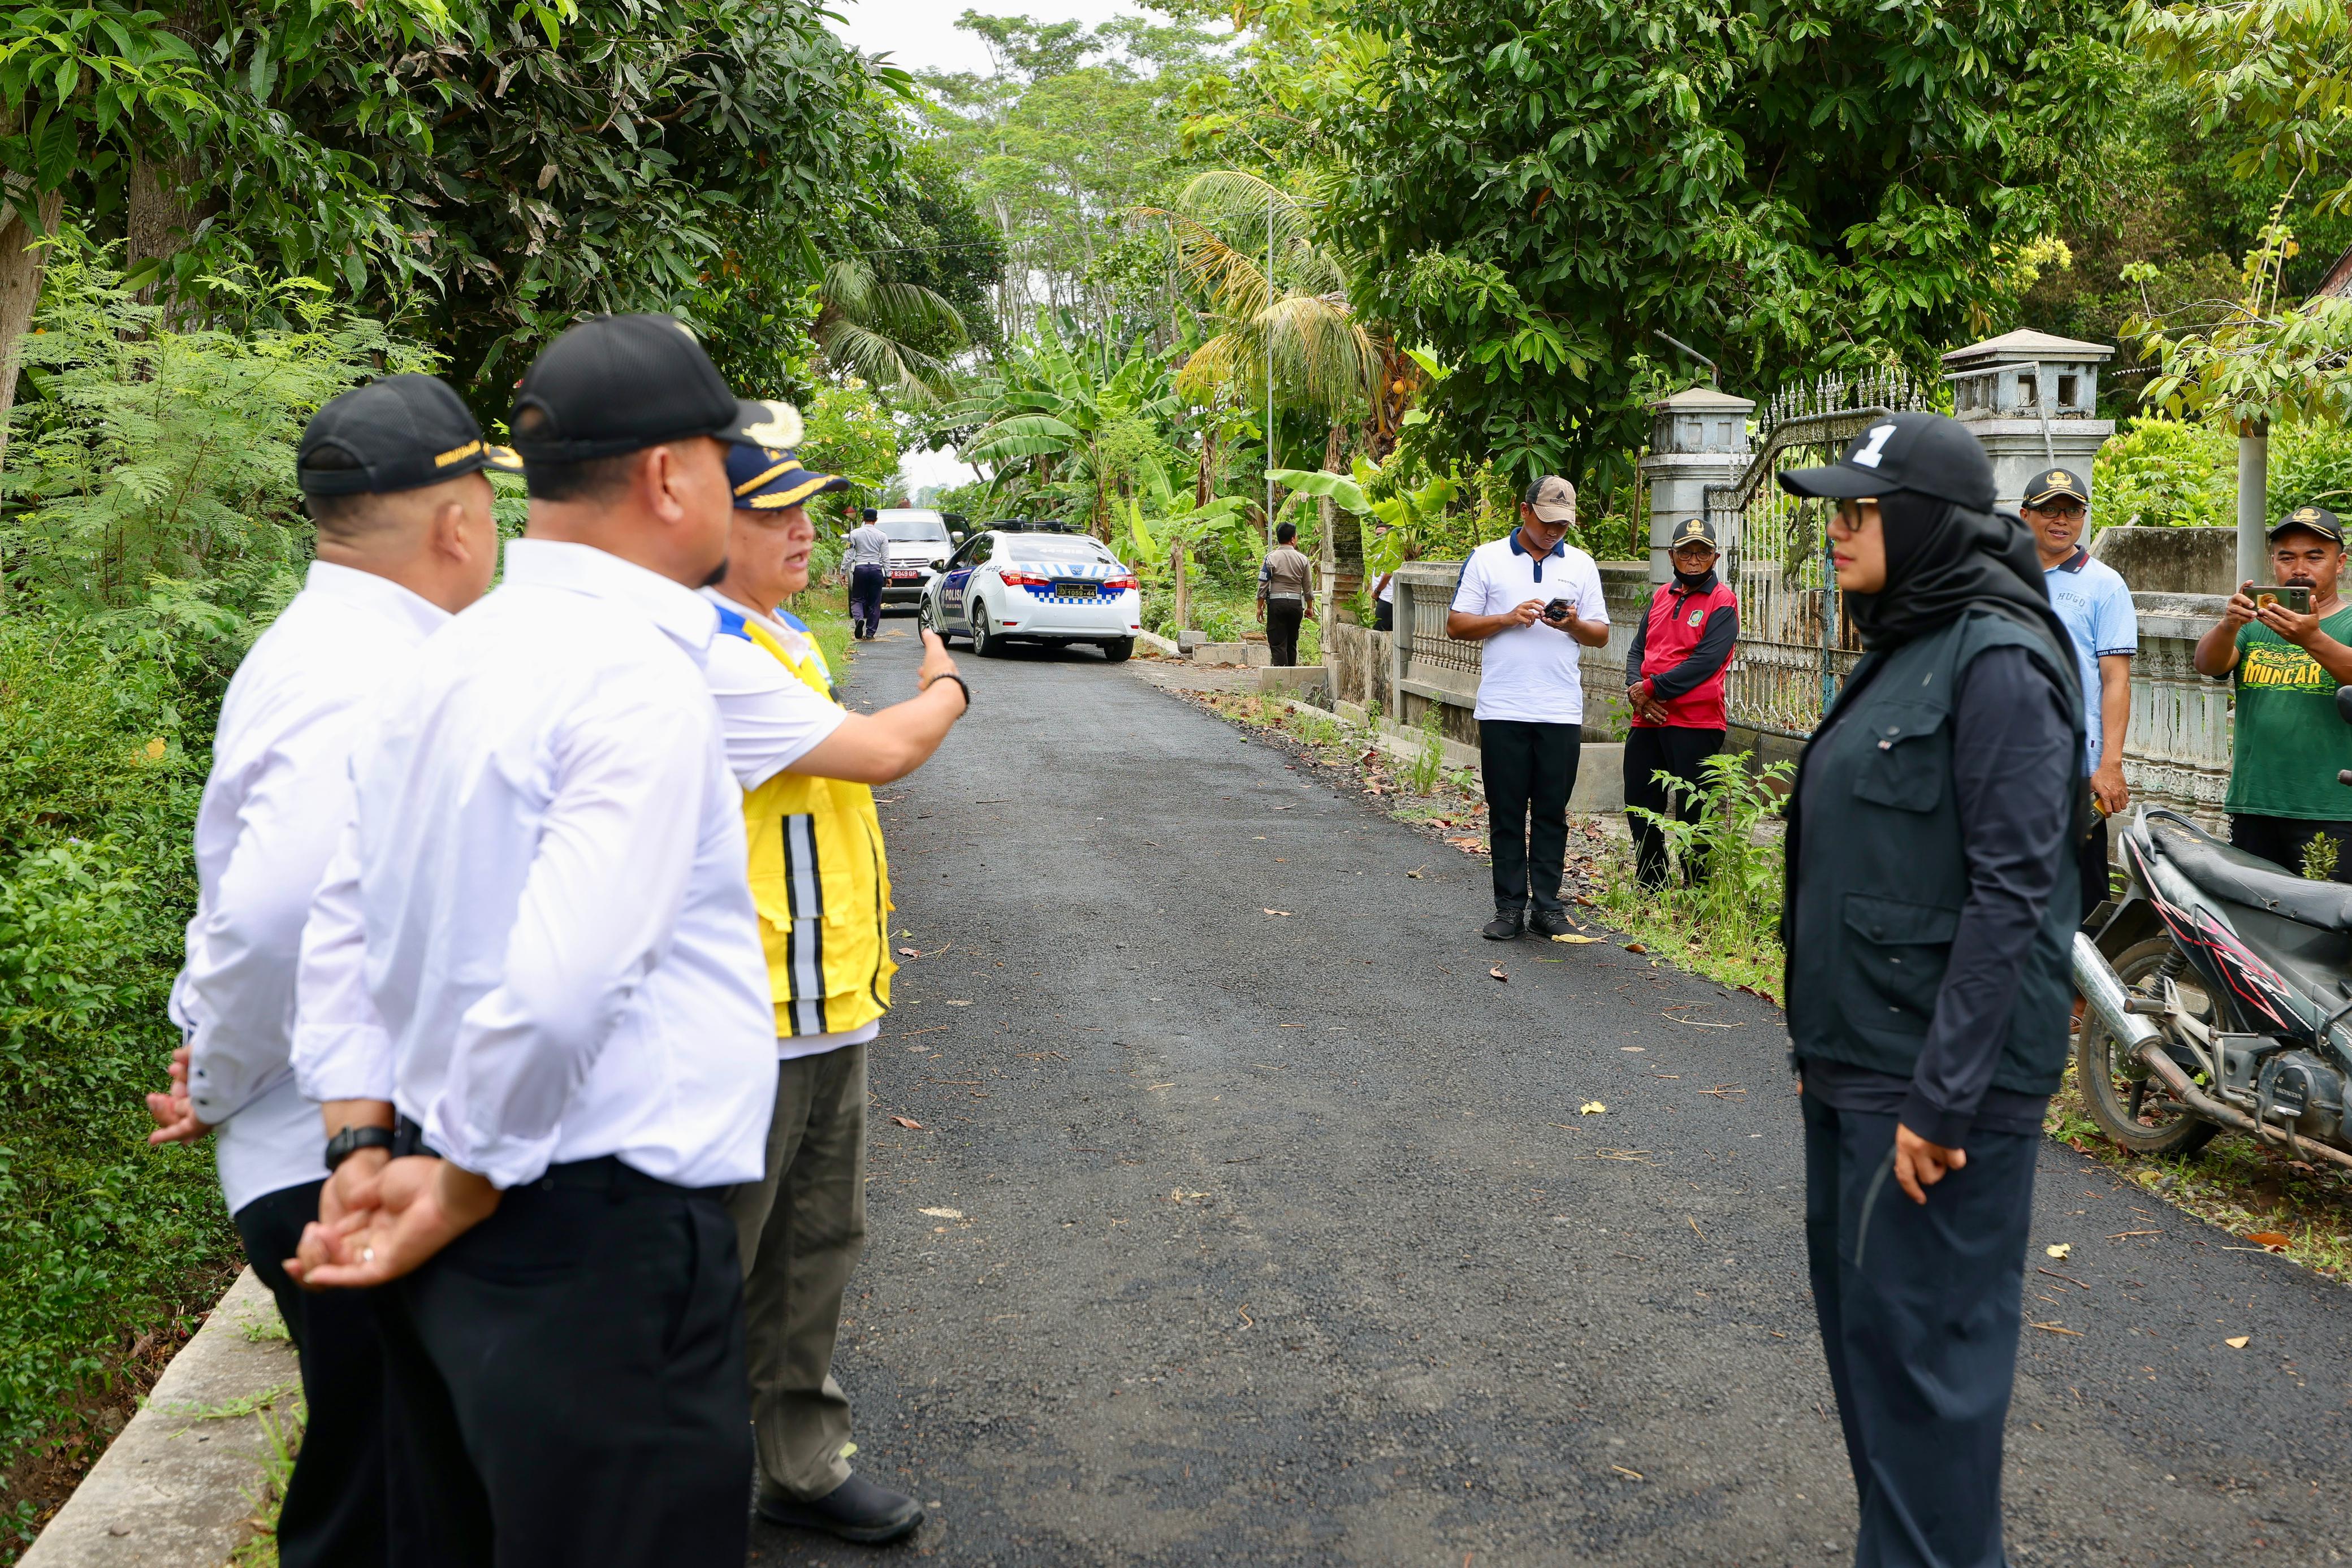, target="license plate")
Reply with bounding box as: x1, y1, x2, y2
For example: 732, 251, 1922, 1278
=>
1052, 582, 1094, 599
888, 570, 919, 581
